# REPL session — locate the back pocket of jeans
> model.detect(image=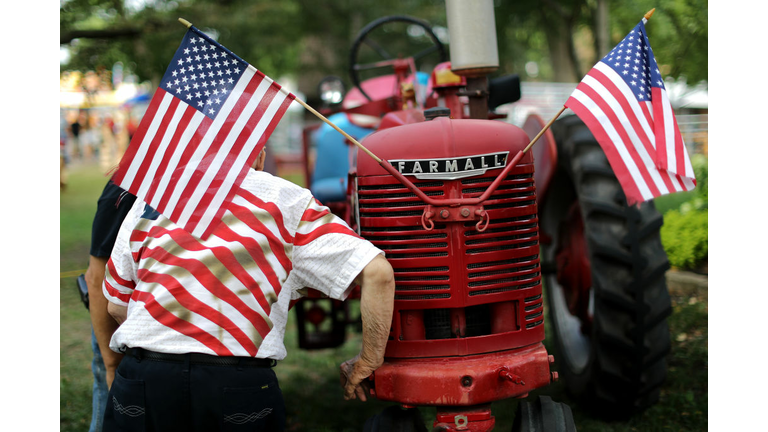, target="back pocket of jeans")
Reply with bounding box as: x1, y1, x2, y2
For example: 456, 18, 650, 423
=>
220, 382, 285, 431
108, 370, 146, 431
